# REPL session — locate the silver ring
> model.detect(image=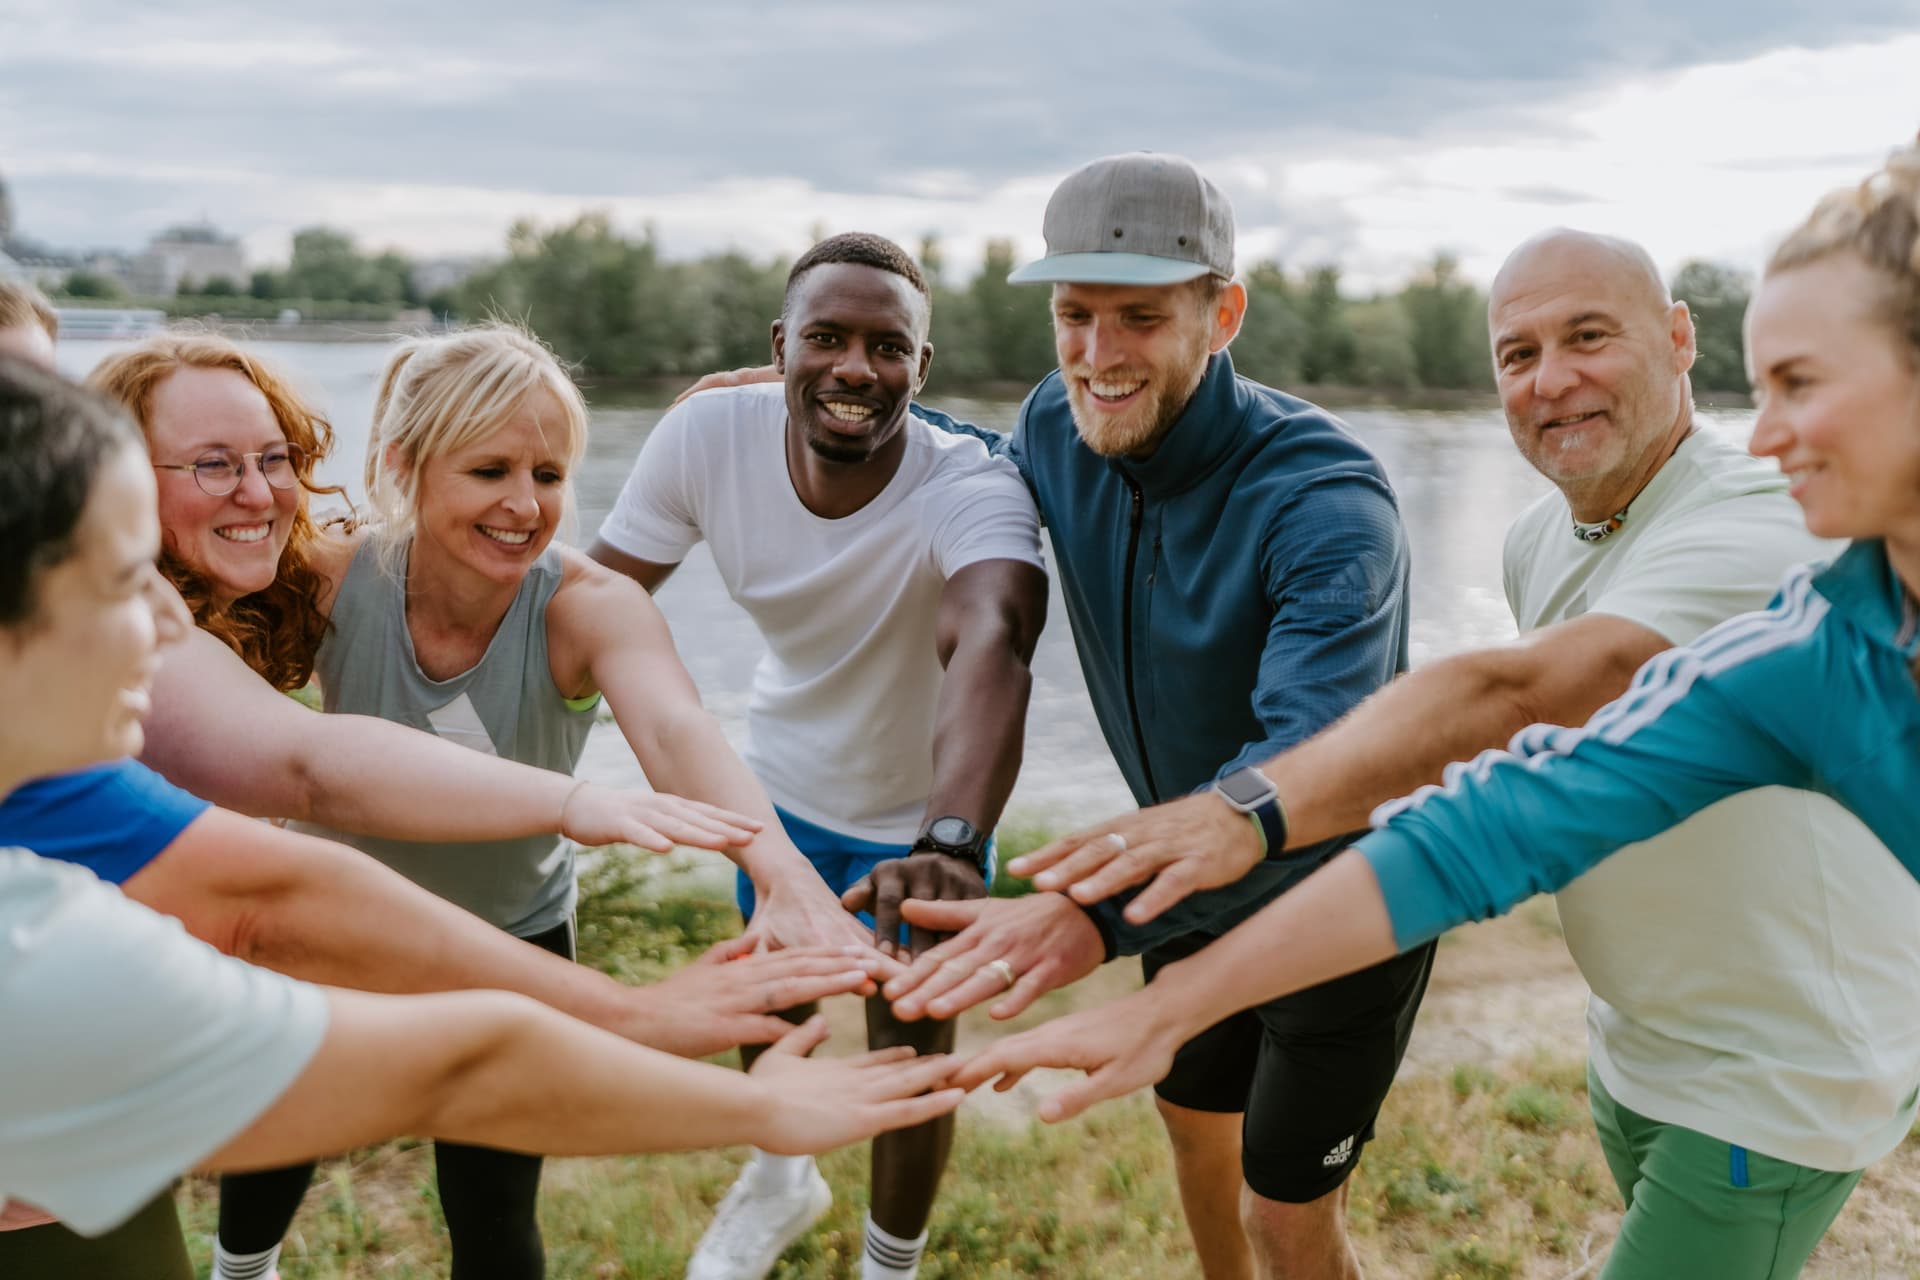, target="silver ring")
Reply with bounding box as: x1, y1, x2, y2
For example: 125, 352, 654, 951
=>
985, 958, 1017, 991
1104, 832, 1128, 851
